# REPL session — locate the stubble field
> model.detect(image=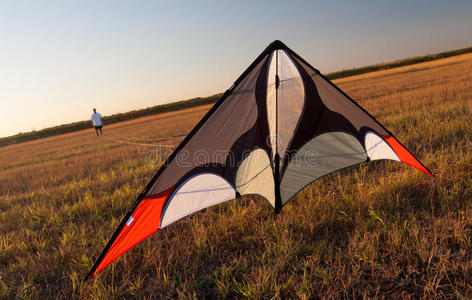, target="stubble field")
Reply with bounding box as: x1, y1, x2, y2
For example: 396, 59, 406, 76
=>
1, 53, 471, 298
